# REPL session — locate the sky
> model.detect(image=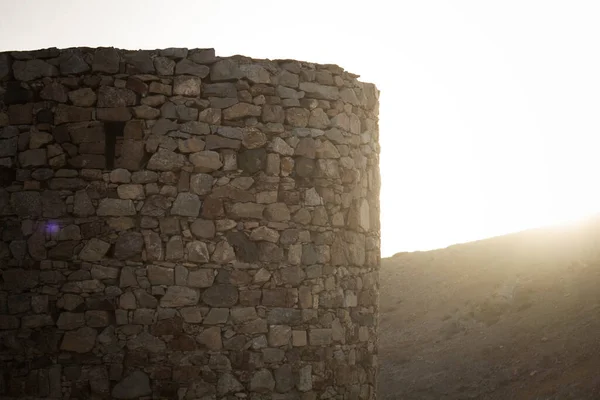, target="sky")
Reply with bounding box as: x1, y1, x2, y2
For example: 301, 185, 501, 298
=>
3, 0, 600, 257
